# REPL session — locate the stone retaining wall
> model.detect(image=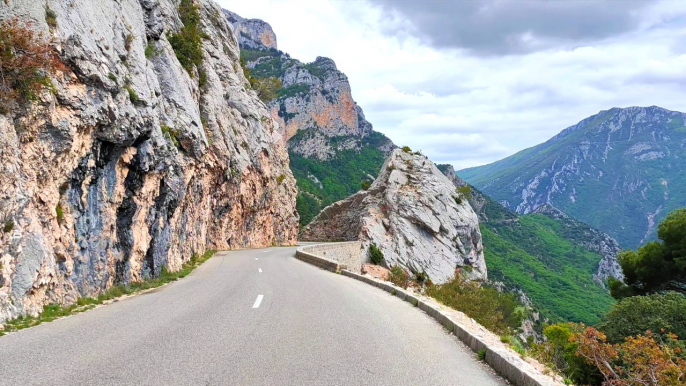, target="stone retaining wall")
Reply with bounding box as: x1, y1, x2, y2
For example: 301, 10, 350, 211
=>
297, 242, 364, 273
